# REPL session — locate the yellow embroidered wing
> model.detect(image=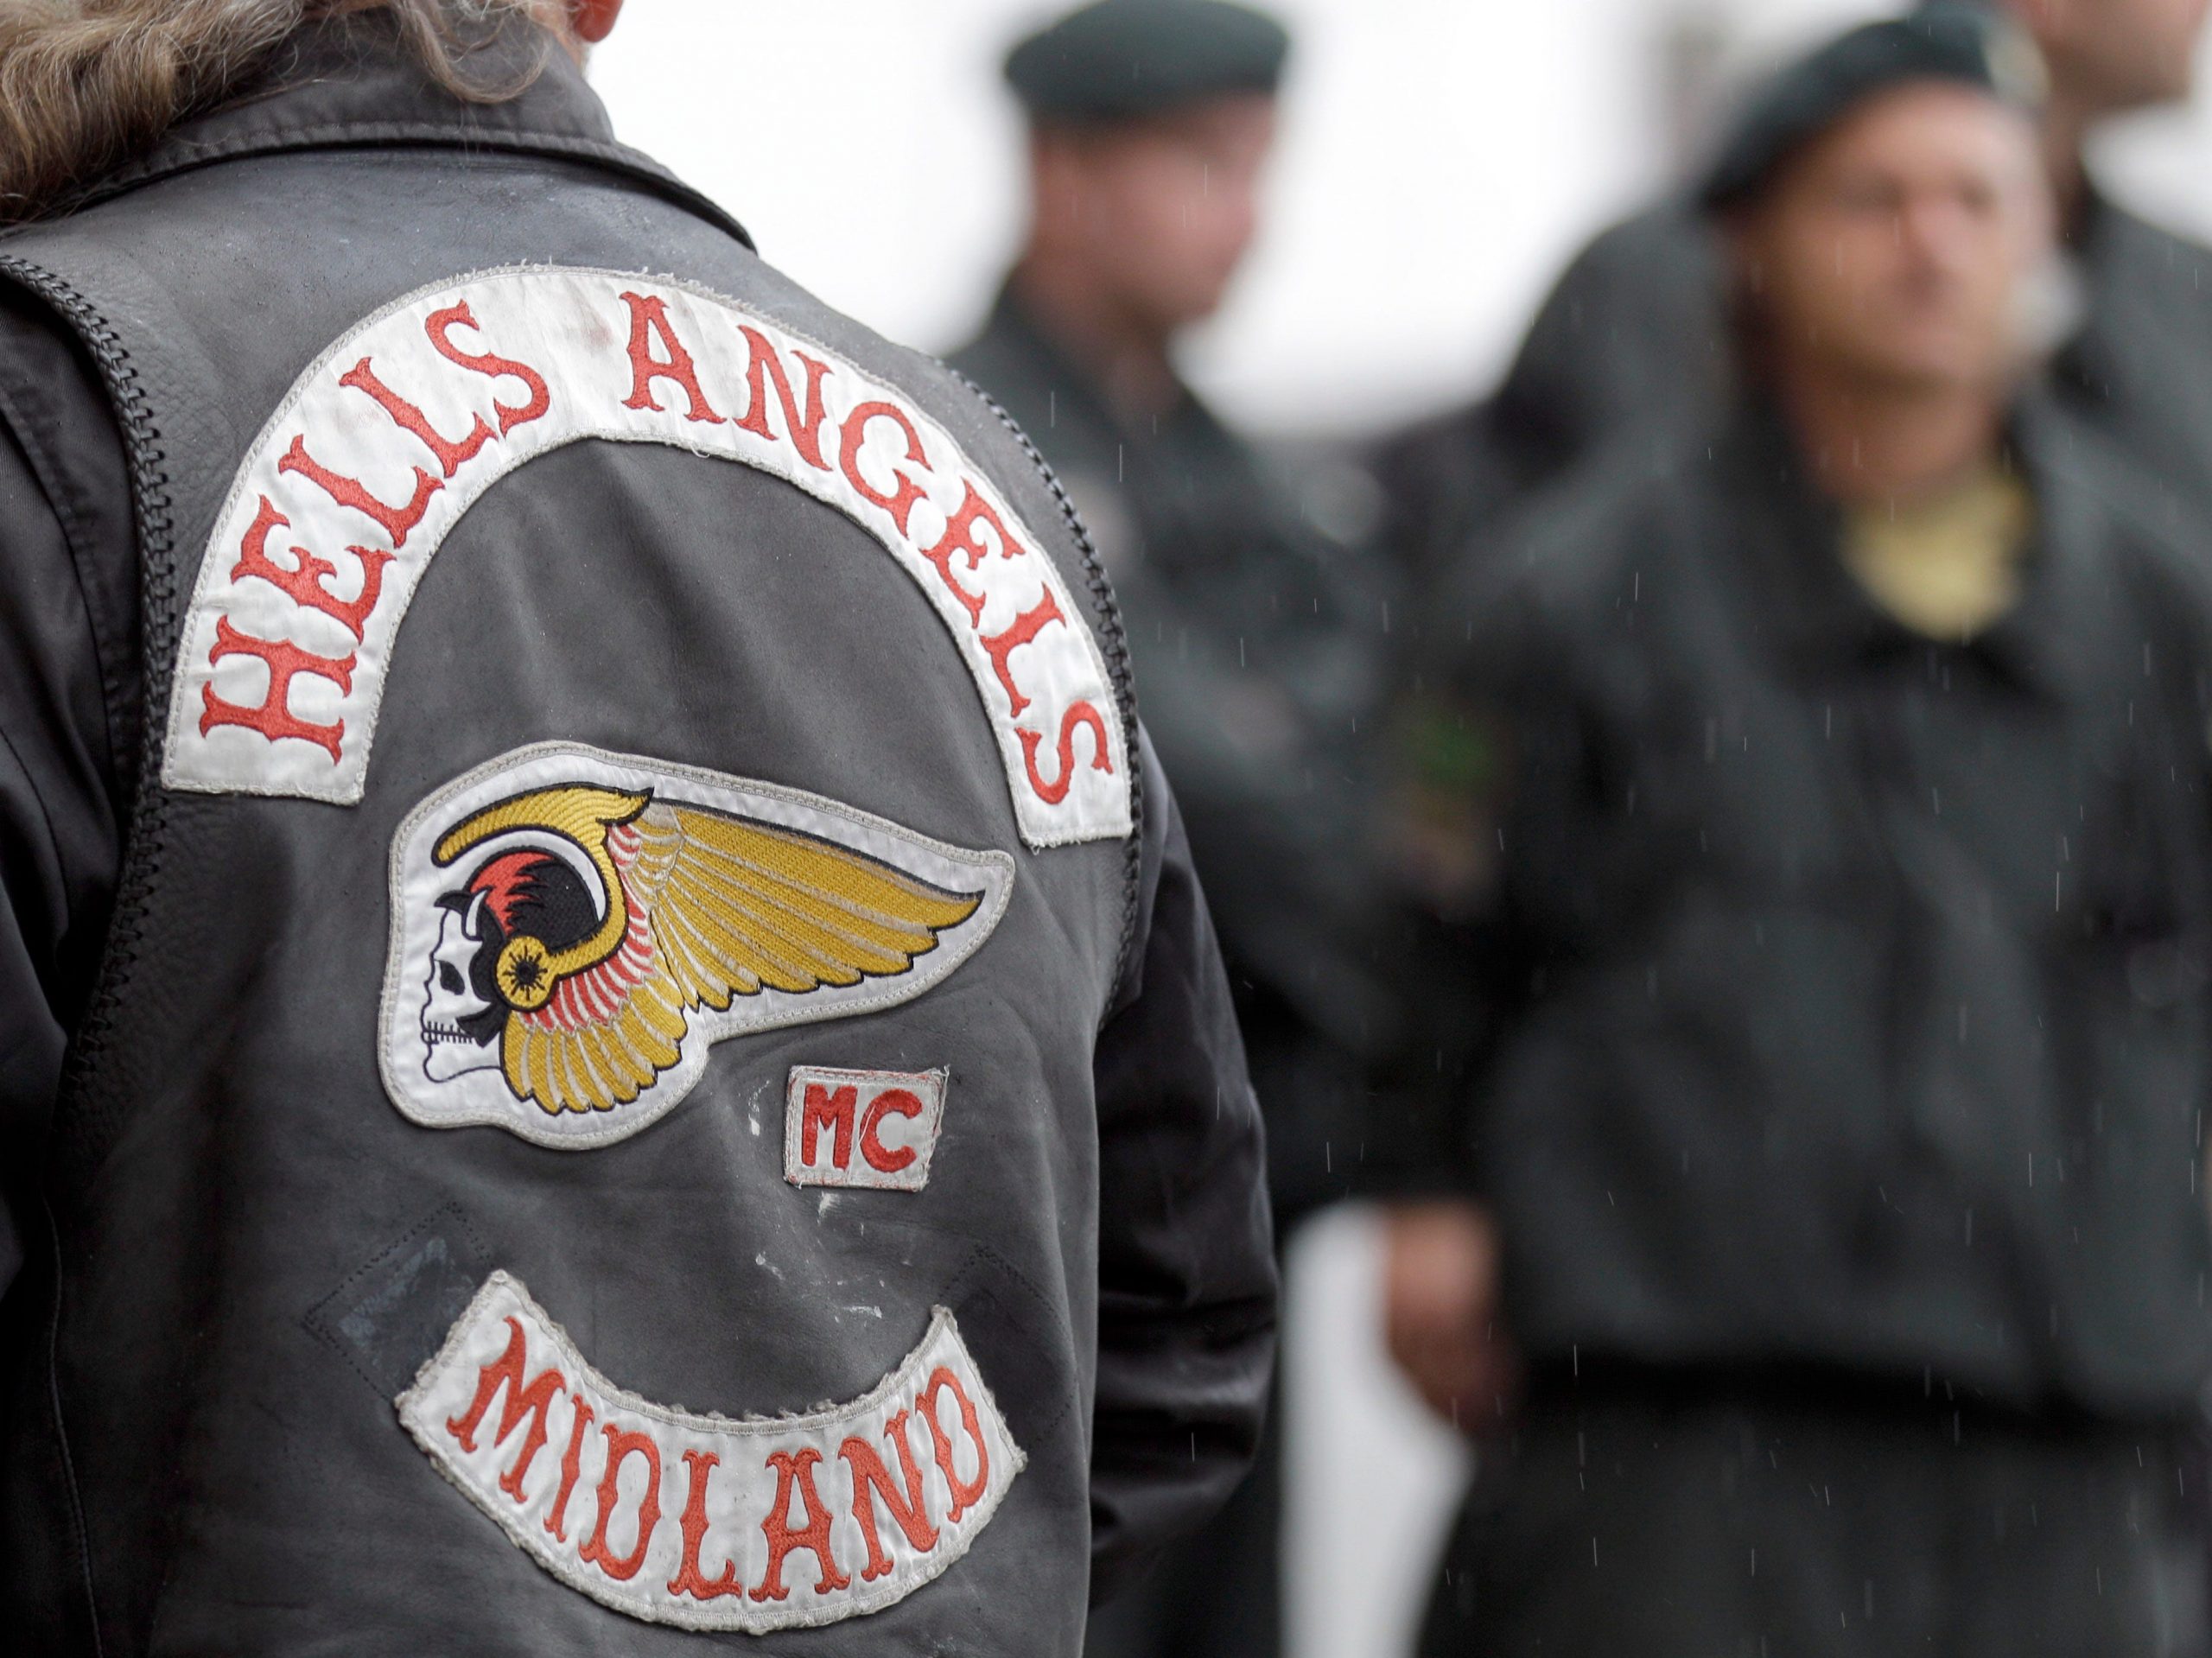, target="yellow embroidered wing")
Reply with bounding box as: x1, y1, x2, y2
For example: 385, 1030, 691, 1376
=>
501, 797, 982, 1115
